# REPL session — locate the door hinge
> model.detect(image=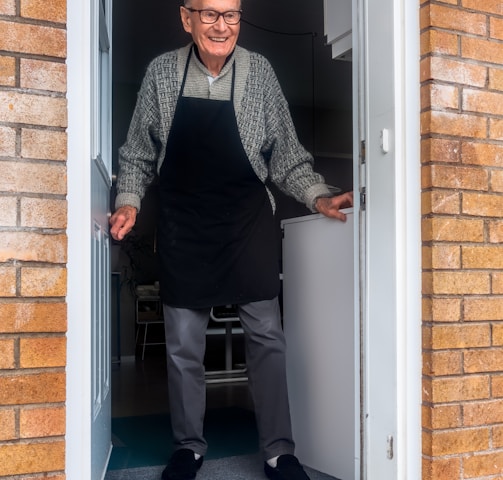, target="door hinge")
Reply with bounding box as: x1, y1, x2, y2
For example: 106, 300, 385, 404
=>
360, 140, 366, 164
360, 187, 366, 211
387, 435, 394, 460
